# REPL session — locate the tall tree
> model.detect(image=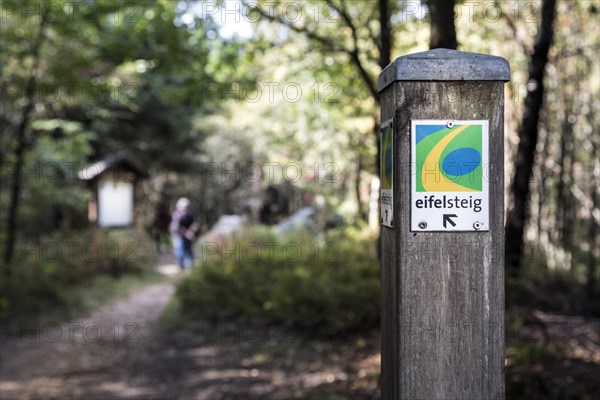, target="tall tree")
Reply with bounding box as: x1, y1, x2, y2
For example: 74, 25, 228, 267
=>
1, 1, 236, 262
505, 0, 557, 274
588, 137, 599, 300
427, 0, 458, 49
243, 0, 390, 103
241, 0, 395, 218
4, 10, 48, 265
379, 0, 391, 68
